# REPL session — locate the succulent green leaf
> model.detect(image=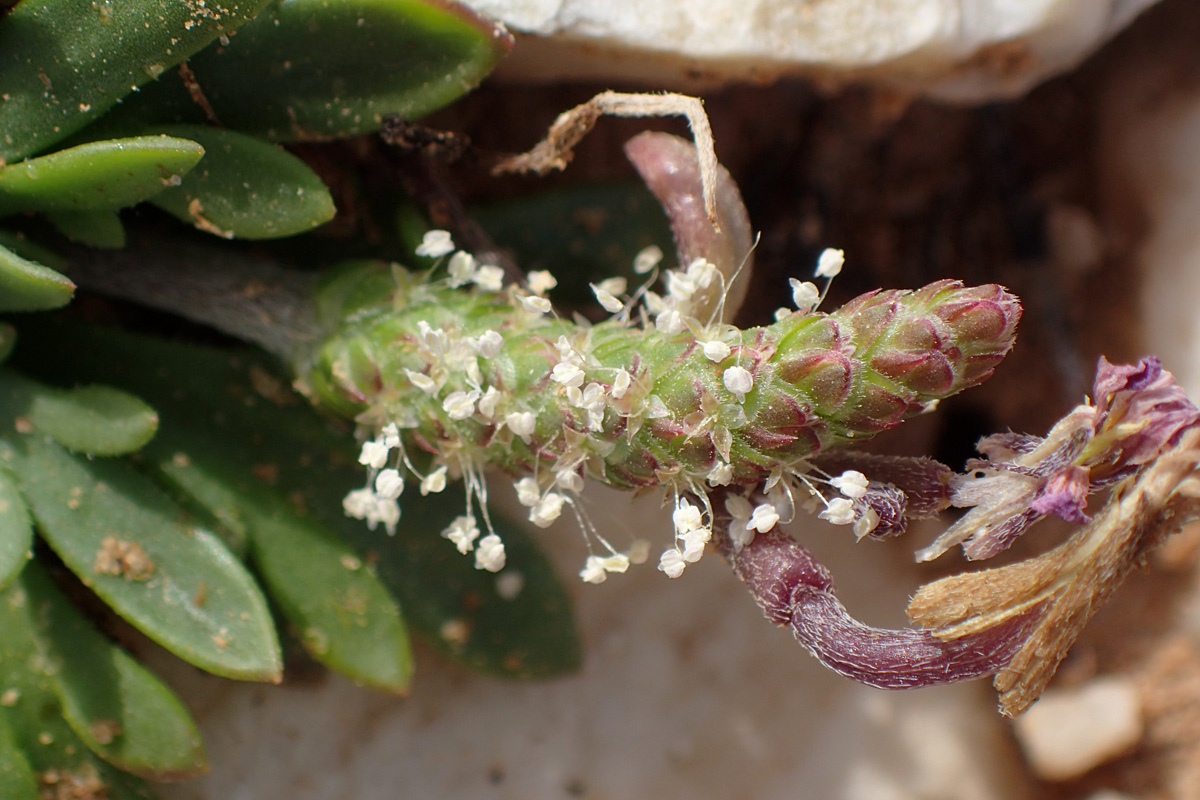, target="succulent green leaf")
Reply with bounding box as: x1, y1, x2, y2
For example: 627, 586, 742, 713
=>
99, 0, 513, 141
0, 712, 37, 800
14, 320, 582, 679
13, 434, 282, 681
45, 209, 127, 249
0, 469, 32, 590
0, 573, 158, 800
20, 562, 207, 778
0, 136, 204, 217
154, 428, 414, 692
29, 384, 159, 457
0, 369, 282, 682
0, 241, 74, 312
146, 125, 335, 239
346, 489, 583, 678
0, 0, 272, 162
0, 231, 66, 271
0, 323, 14, 364
472, 182, 676, 303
